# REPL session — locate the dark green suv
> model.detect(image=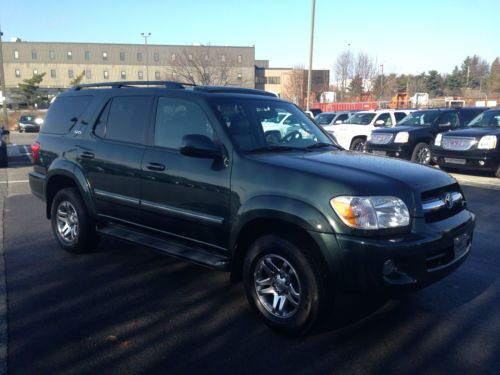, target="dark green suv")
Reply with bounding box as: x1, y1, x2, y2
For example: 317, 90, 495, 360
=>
29, 81, 475, 334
